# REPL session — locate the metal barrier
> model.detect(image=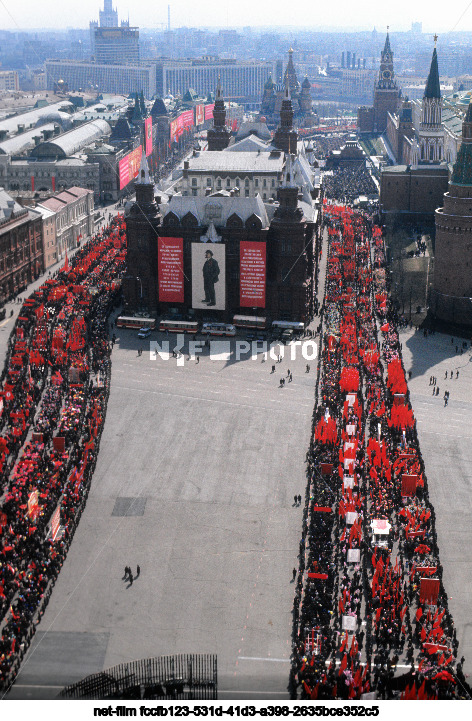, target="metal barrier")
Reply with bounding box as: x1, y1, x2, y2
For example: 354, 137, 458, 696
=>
58, 654, 217, 700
